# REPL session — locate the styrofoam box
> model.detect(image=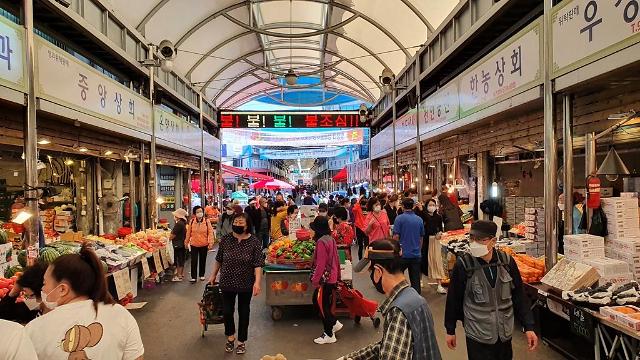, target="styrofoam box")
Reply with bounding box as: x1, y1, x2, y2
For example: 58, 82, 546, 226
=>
608, 230, 640, 240
564, 245, 605, 261
564, 234, 605, 249
525, 214, 537, 221
599, 272, 634, 286
525, 208, 539, 214
605, 247, 618, 259
614, 250, 640, 266
524, 221, 535, 227
600, 305, 640, 323
584, 257, 631, 276
607, 239, 640, 253
525, 227, 537, 234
